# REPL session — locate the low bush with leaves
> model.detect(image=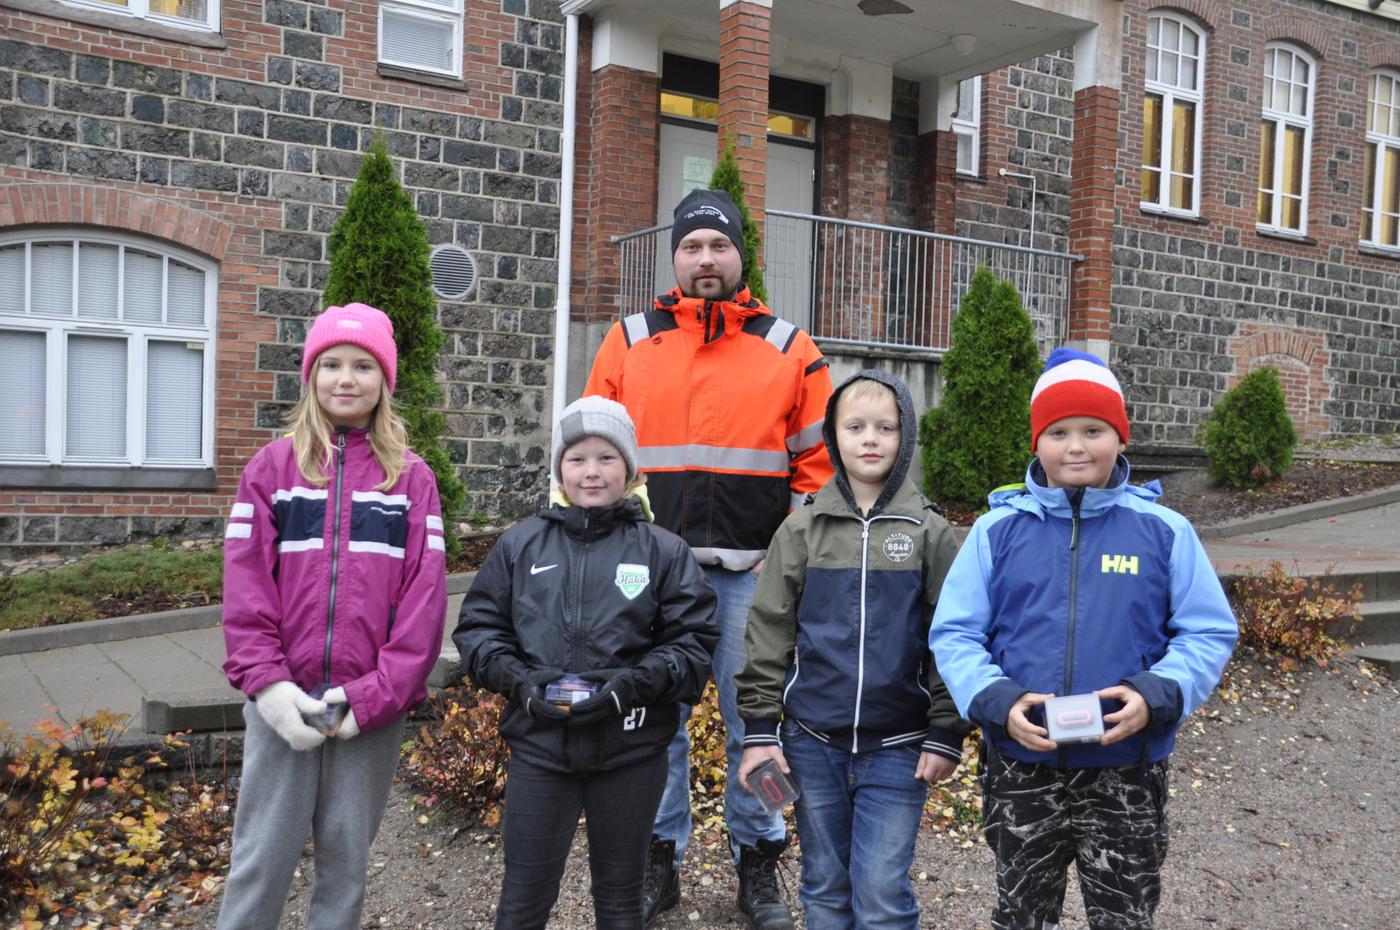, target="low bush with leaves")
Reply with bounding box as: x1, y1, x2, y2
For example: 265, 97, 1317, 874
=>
0, 712, 236, 927
400, 686, 511, 827
1200, 367, 1298, 489
1225, 561, 1363, 667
